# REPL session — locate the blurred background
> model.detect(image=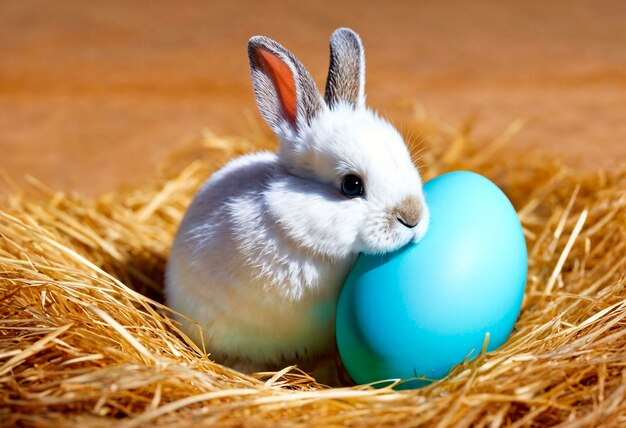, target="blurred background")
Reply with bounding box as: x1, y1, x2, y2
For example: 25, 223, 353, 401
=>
1, 0, 625, 196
